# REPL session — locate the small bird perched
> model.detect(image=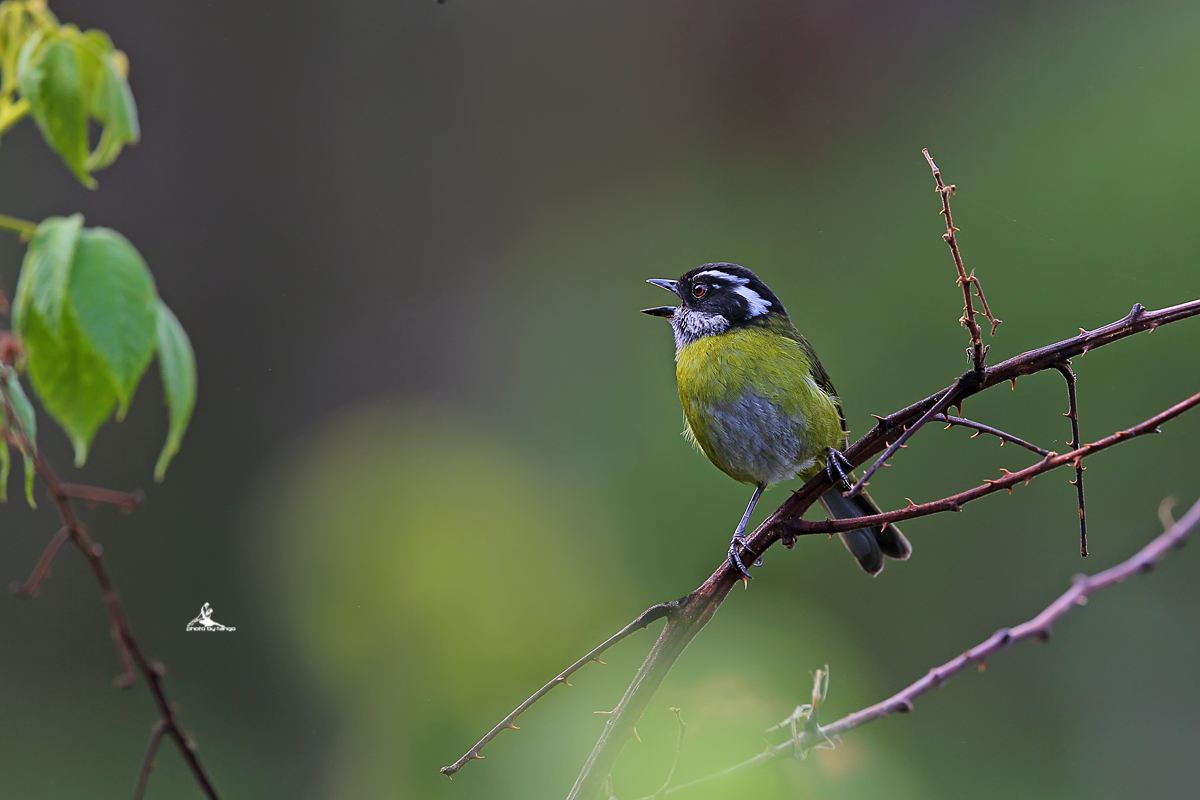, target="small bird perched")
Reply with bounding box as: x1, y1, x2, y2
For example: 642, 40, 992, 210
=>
642, 263, 911, 577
